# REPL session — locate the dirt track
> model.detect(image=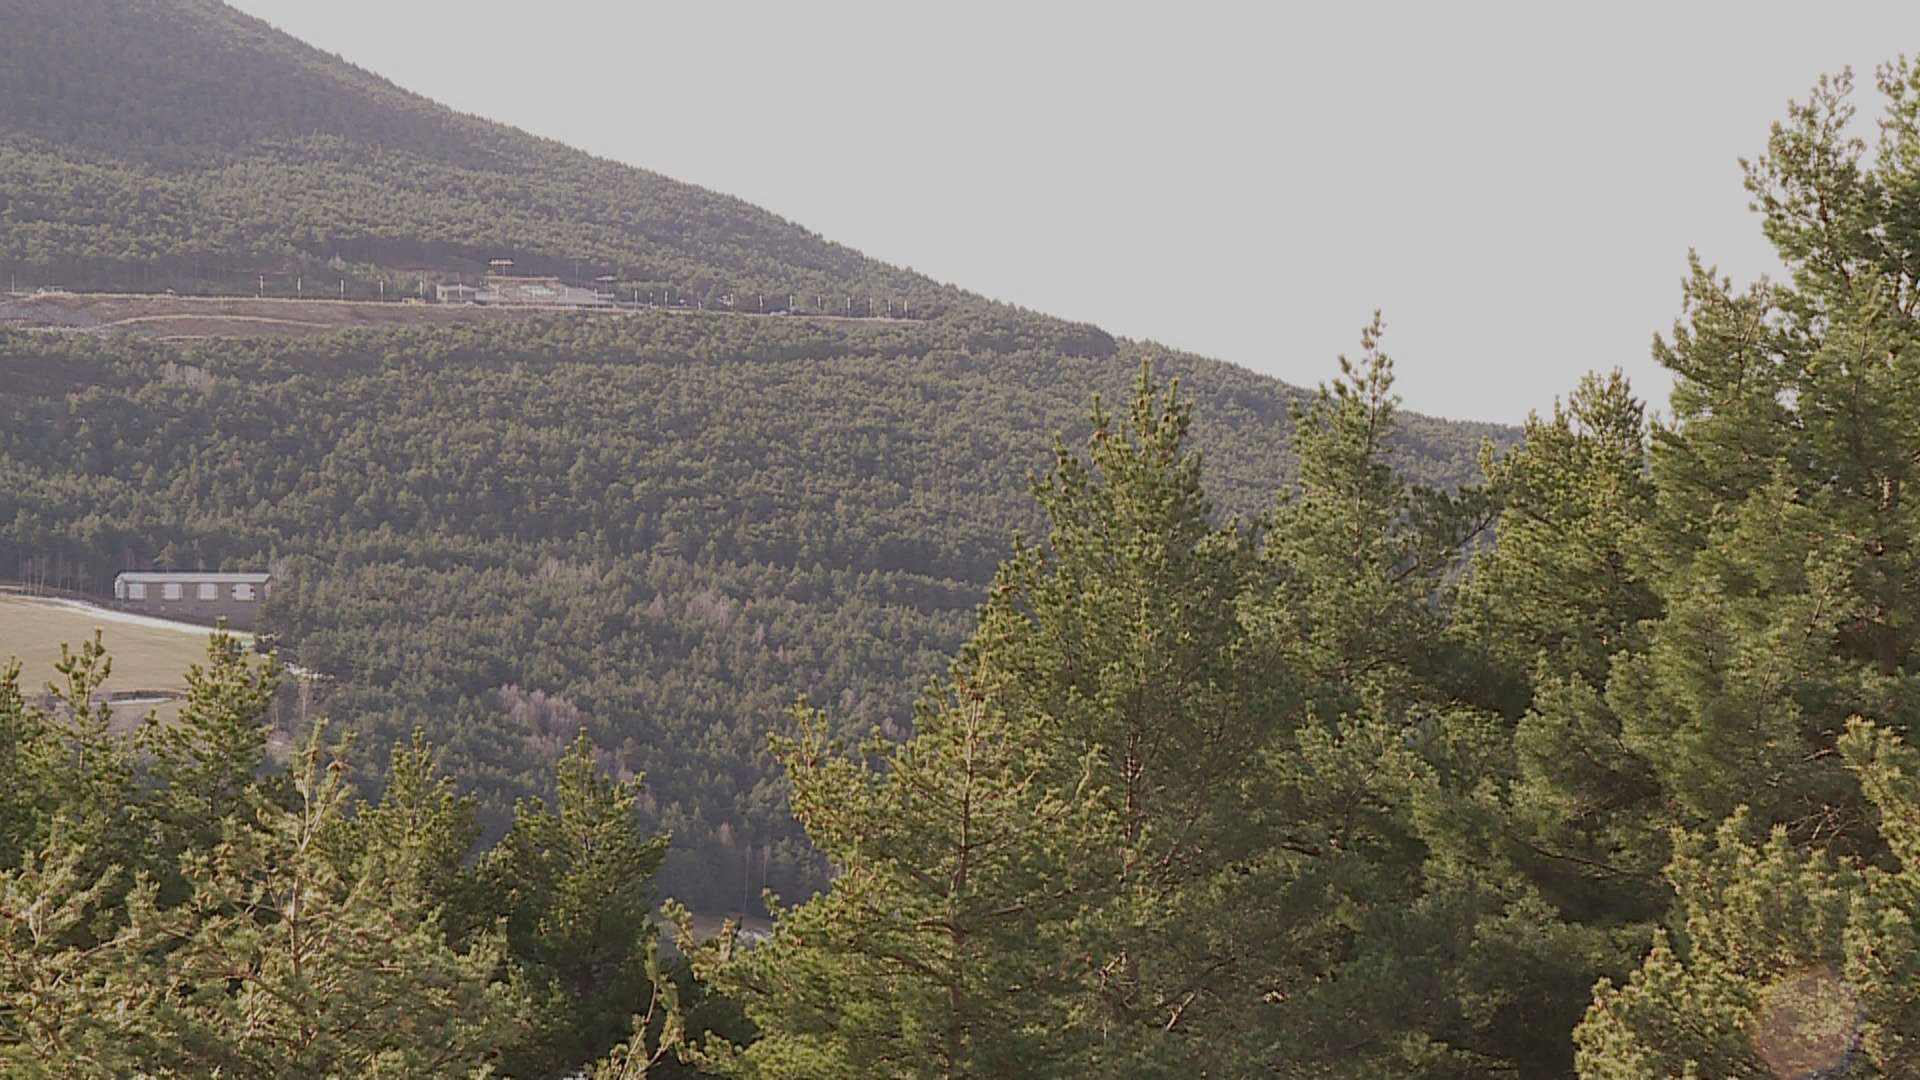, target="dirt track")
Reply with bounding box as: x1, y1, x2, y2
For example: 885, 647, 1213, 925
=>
0, 290, 921, 342
0, 290, 552, 340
